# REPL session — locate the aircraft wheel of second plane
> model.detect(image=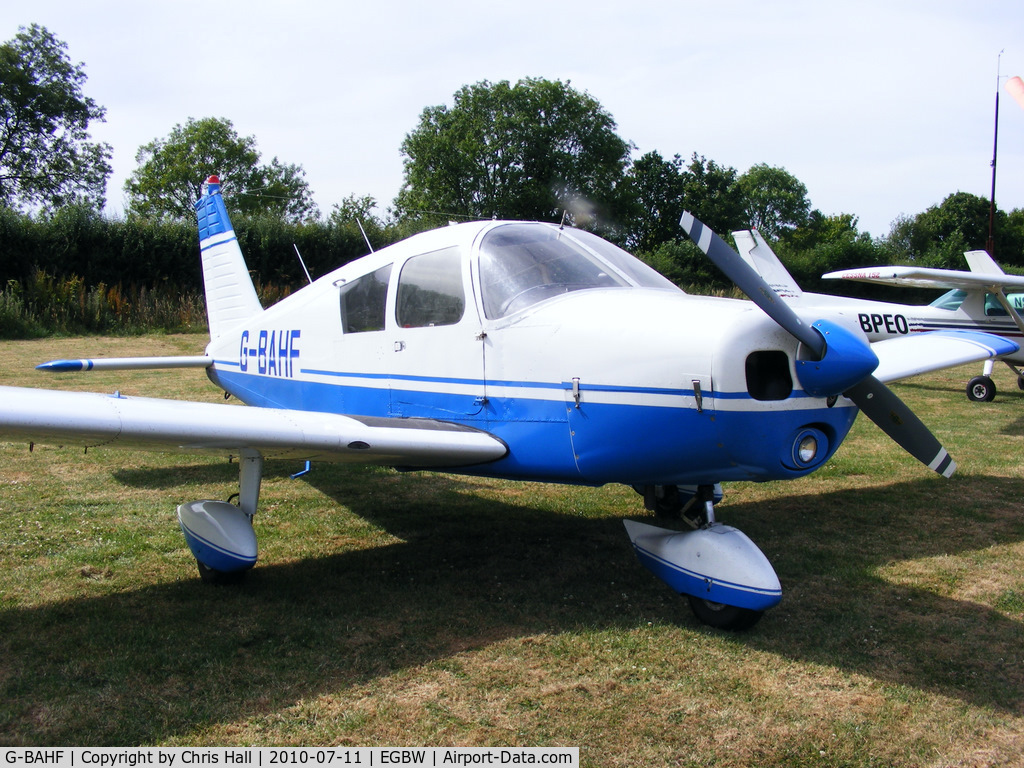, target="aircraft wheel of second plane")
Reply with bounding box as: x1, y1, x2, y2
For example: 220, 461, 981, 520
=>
966, 375, 996, 402
686, 597, 764, 631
